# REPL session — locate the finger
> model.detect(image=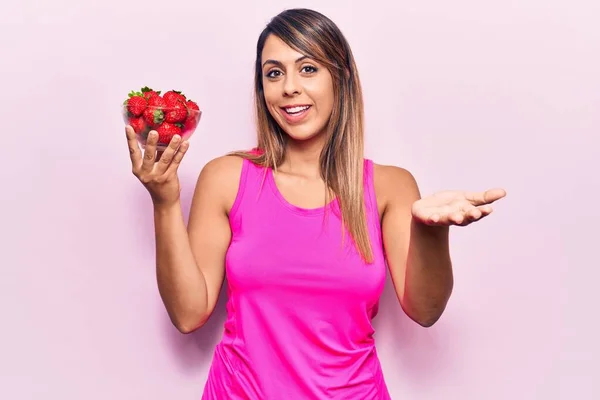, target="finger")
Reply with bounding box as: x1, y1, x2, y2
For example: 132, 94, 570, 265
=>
155, 135, 182, 175
125, 126, 142, 168
412, 205, 440, 225
477, 205, 493, 218
477, 205, 493, 216
141, 130, 158, 172
458, 202, 483, 221
449, 212, 464, 225
466, 207, 482, 221
484, 188, 506, 203
422, 205, 452, 225
464, 188, 506, 206
165, 140, 190, 175
420, 213, 440, 225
